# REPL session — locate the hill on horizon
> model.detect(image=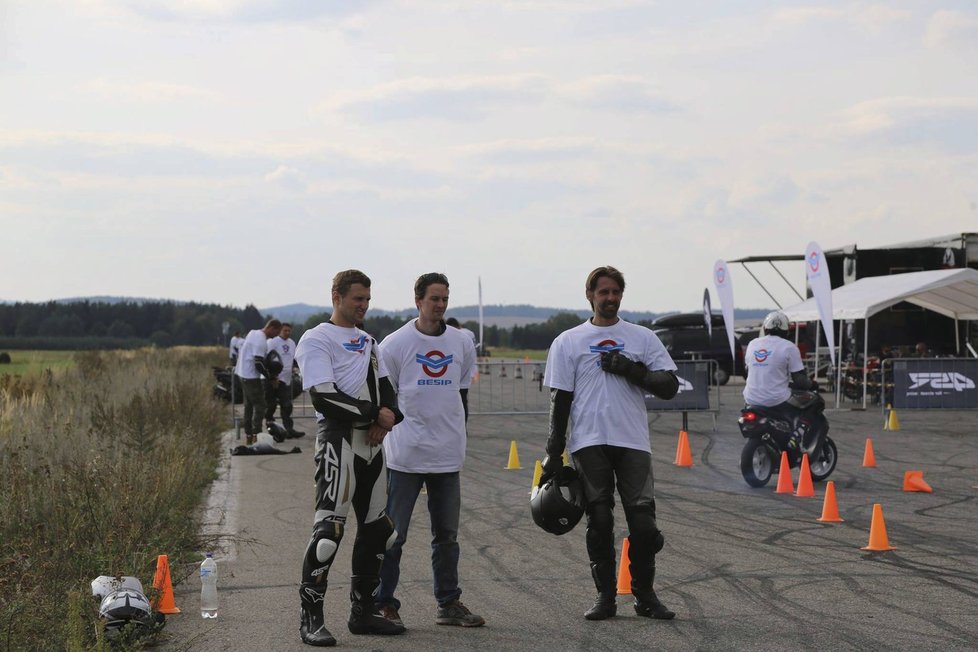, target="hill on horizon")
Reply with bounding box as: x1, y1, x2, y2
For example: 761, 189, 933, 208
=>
0, 296, 773, 327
